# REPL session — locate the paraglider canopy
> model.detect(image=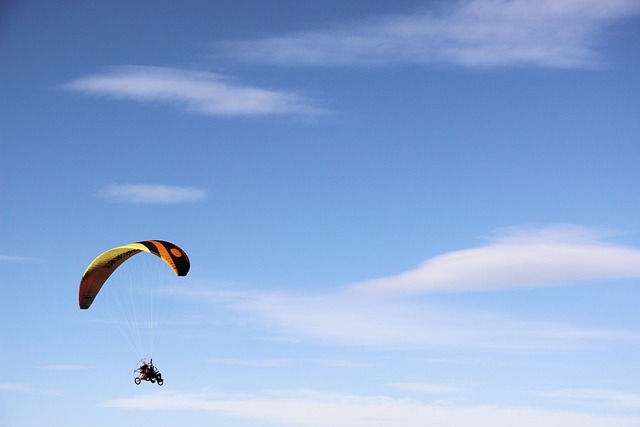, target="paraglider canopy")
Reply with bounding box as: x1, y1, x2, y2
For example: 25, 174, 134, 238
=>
78, 240, 190, 309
